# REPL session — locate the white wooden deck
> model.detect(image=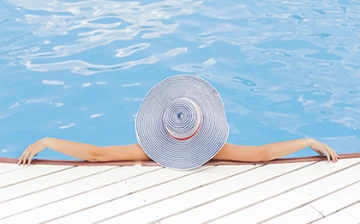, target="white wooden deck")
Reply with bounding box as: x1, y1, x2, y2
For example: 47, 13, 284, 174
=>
0, 158, 359, 224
